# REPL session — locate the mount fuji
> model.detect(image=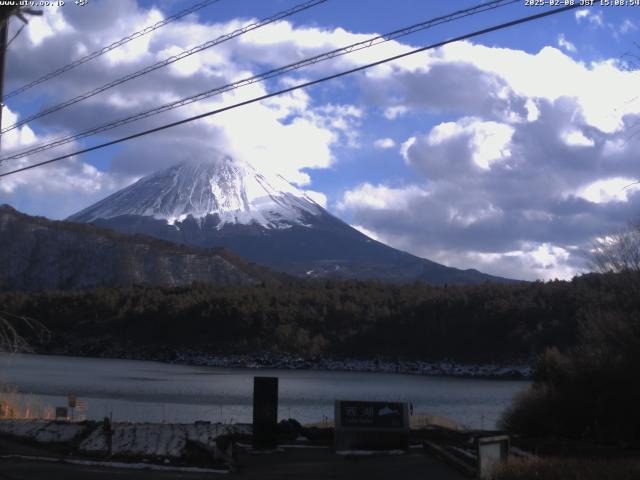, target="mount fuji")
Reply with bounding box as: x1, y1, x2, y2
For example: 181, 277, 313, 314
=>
69, 158, 510, 284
